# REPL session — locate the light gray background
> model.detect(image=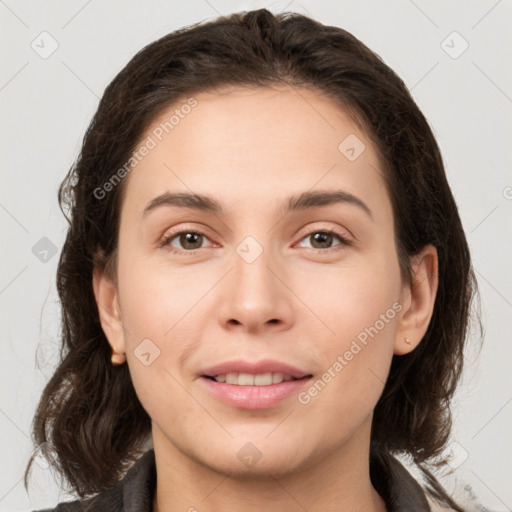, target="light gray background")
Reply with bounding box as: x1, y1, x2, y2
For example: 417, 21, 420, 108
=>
1, 1, 511, 511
